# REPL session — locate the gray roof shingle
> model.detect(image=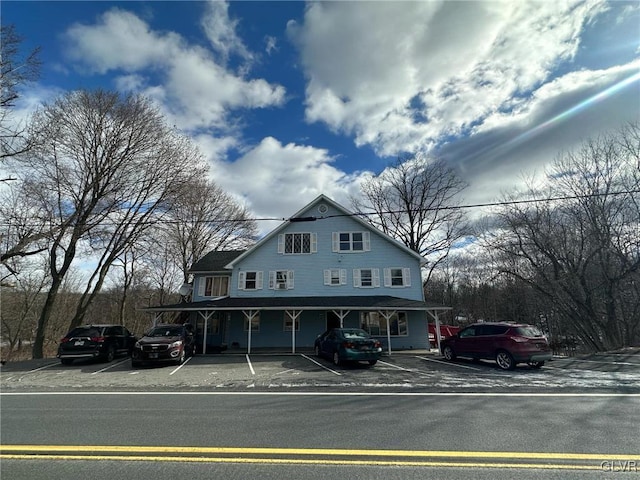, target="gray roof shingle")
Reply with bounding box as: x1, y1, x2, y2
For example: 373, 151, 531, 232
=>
188, 250, 246, 273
